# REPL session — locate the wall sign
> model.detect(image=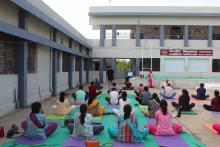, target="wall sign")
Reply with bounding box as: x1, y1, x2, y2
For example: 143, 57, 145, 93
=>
160, 49, 213, 56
